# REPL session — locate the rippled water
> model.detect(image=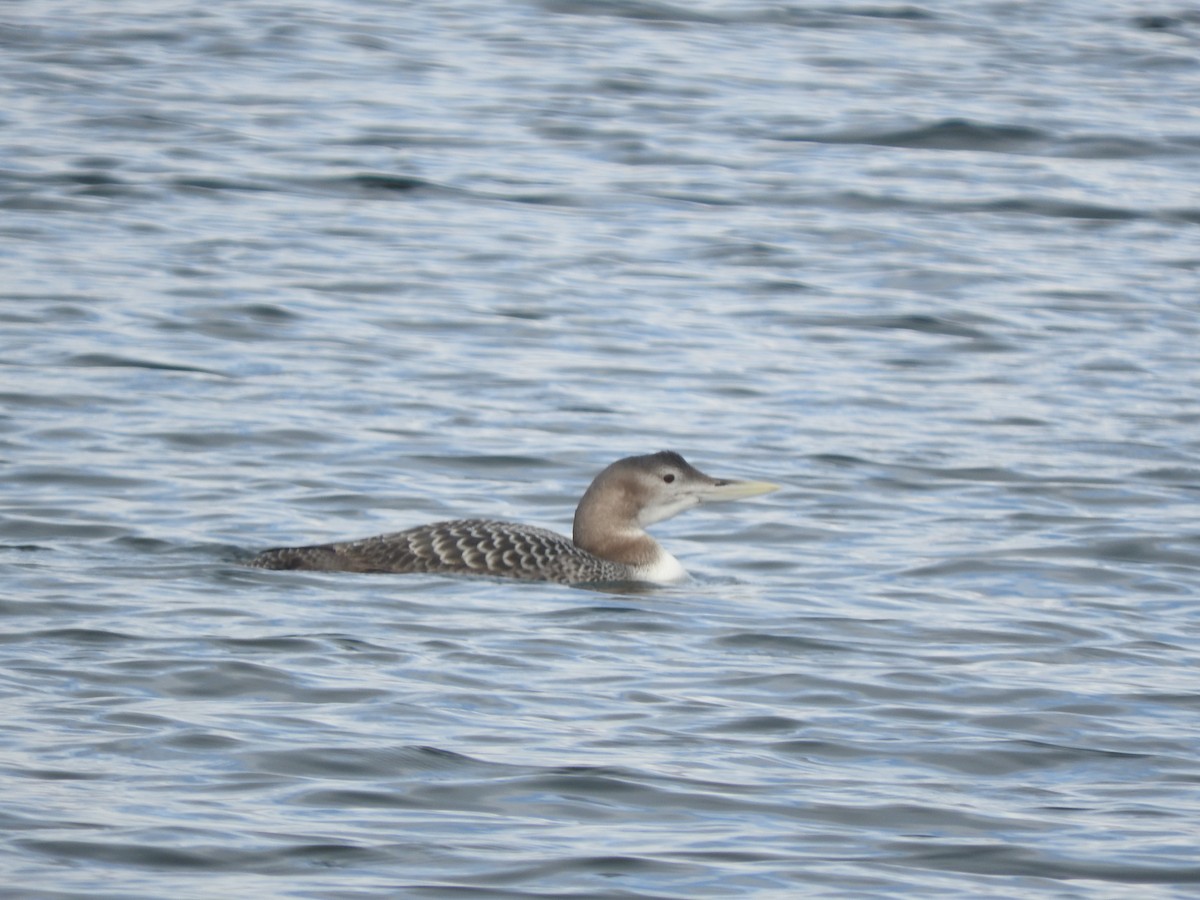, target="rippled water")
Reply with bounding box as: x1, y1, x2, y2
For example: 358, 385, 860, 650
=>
3, 1, 1199, 896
